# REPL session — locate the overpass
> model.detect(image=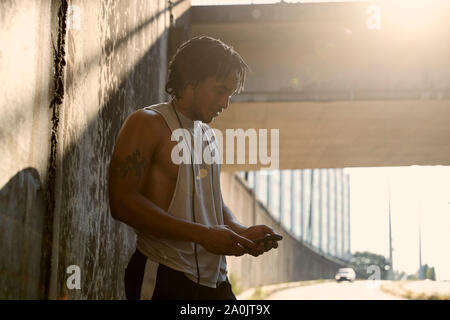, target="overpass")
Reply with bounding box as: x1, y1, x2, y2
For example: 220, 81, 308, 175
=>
189, 1, 450, 291
191, 1, 450, 171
